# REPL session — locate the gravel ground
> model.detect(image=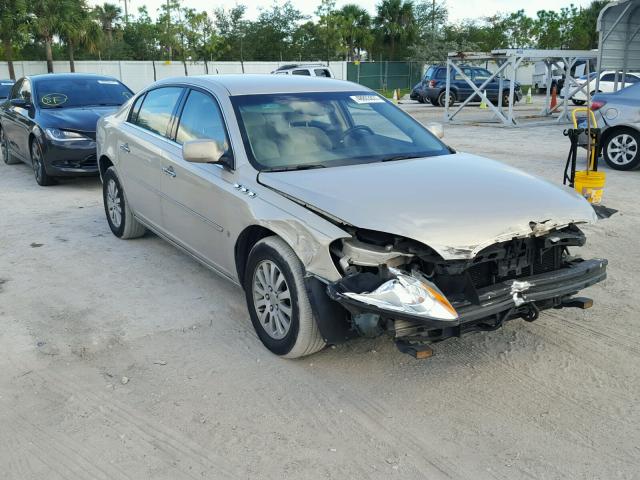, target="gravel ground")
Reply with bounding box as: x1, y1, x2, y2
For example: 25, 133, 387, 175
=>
1, 99, 639, 479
